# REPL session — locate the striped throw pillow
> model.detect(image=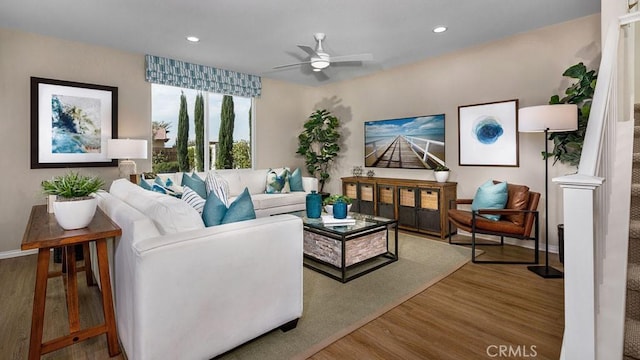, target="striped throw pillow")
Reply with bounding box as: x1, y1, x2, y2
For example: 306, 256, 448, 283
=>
181, 186, 206, 214
205, 171, 230, 207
